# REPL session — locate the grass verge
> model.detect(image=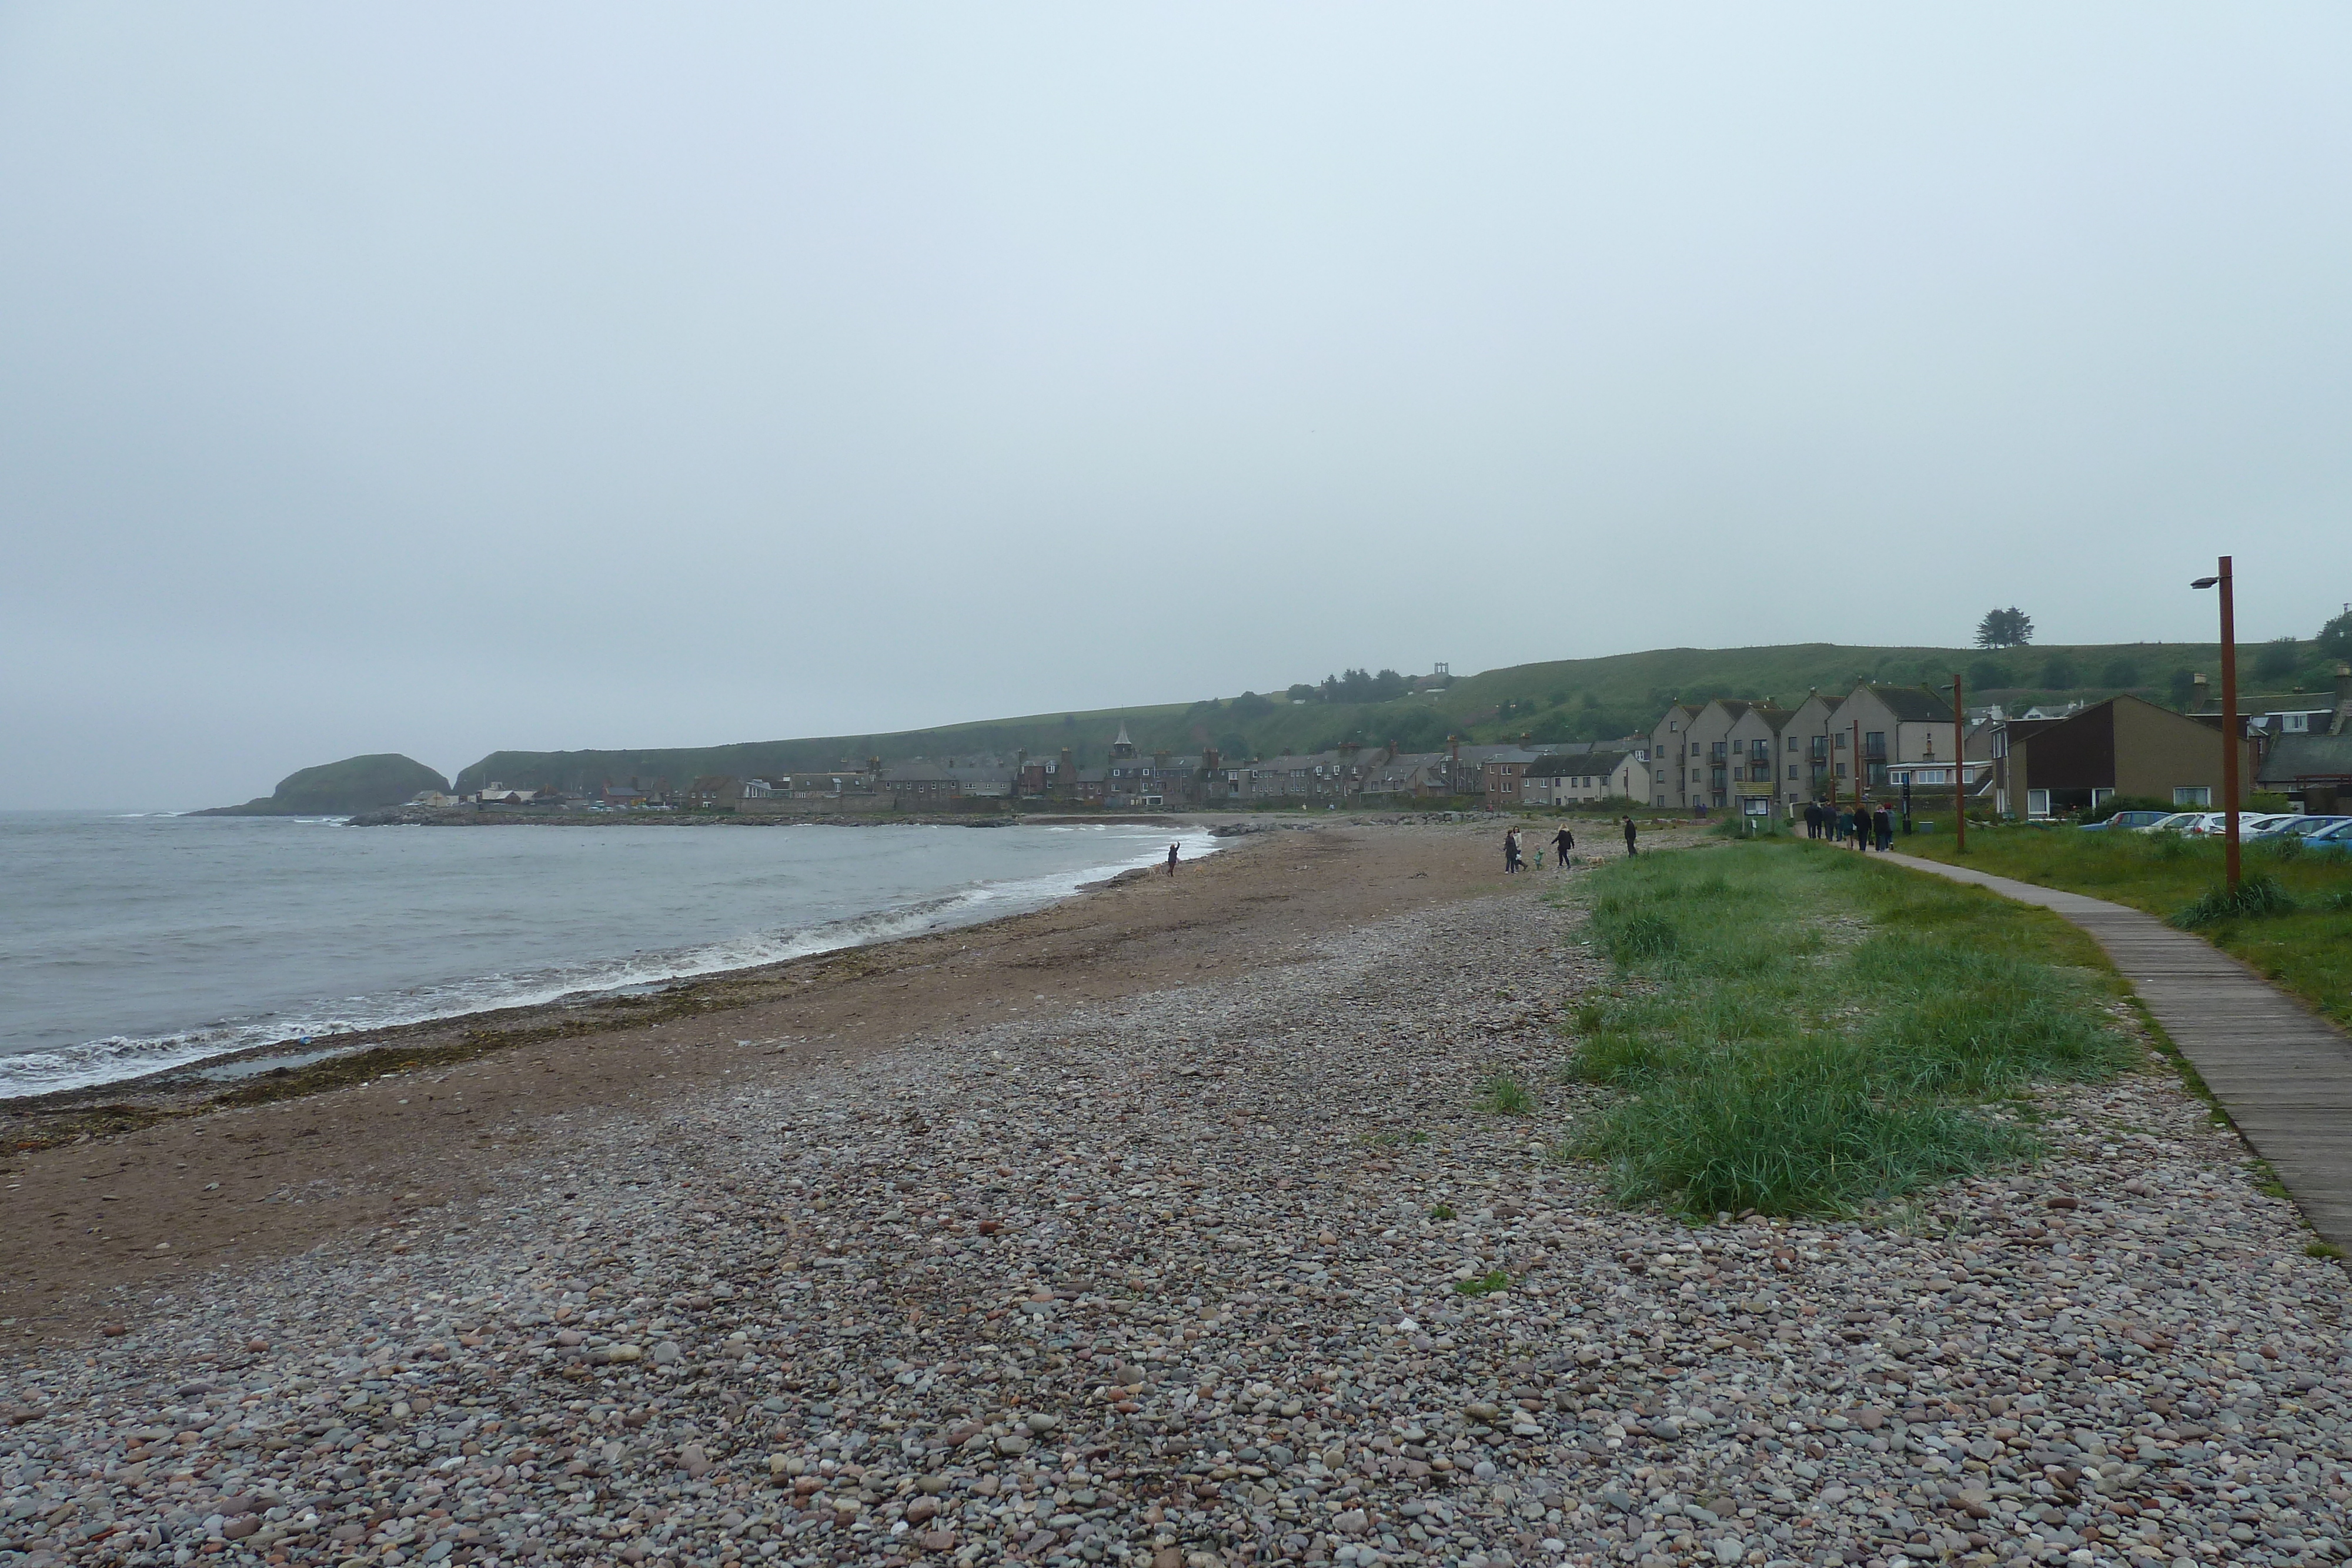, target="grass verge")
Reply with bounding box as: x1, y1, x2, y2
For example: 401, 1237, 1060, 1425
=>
1897, 823, 2352, 1030
1556, 841, 2137, 1218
